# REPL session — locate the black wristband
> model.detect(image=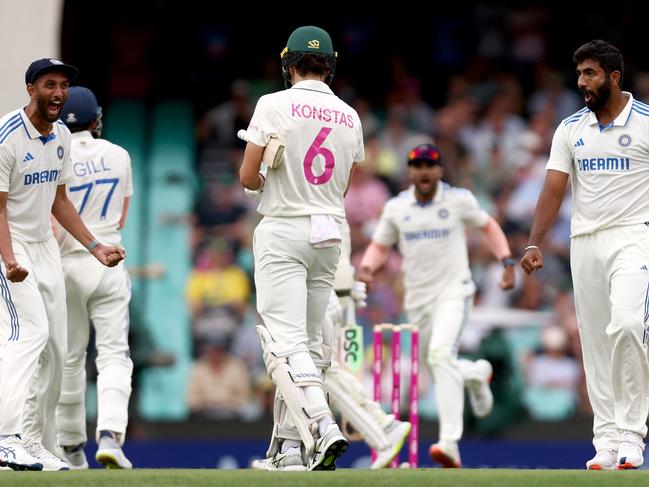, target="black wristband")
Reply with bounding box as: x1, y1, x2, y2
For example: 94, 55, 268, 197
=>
502, 257, 515, 268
